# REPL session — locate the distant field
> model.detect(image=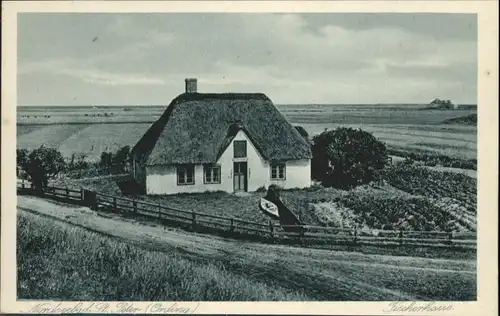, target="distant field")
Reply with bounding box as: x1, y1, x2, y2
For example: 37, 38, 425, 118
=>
17, 105, 477, 162
18, 123, 150, 161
